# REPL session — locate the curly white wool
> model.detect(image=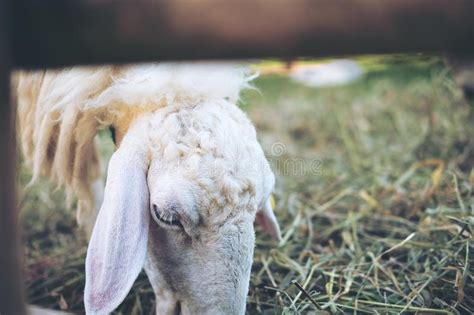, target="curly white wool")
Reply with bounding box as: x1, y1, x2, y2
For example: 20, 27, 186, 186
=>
14, 63, 257, 218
